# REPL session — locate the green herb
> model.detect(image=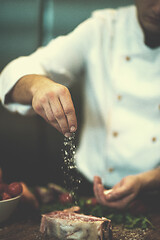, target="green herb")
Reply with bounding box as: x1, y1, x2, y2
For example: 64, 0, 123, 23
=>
40, 199, 154, 230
